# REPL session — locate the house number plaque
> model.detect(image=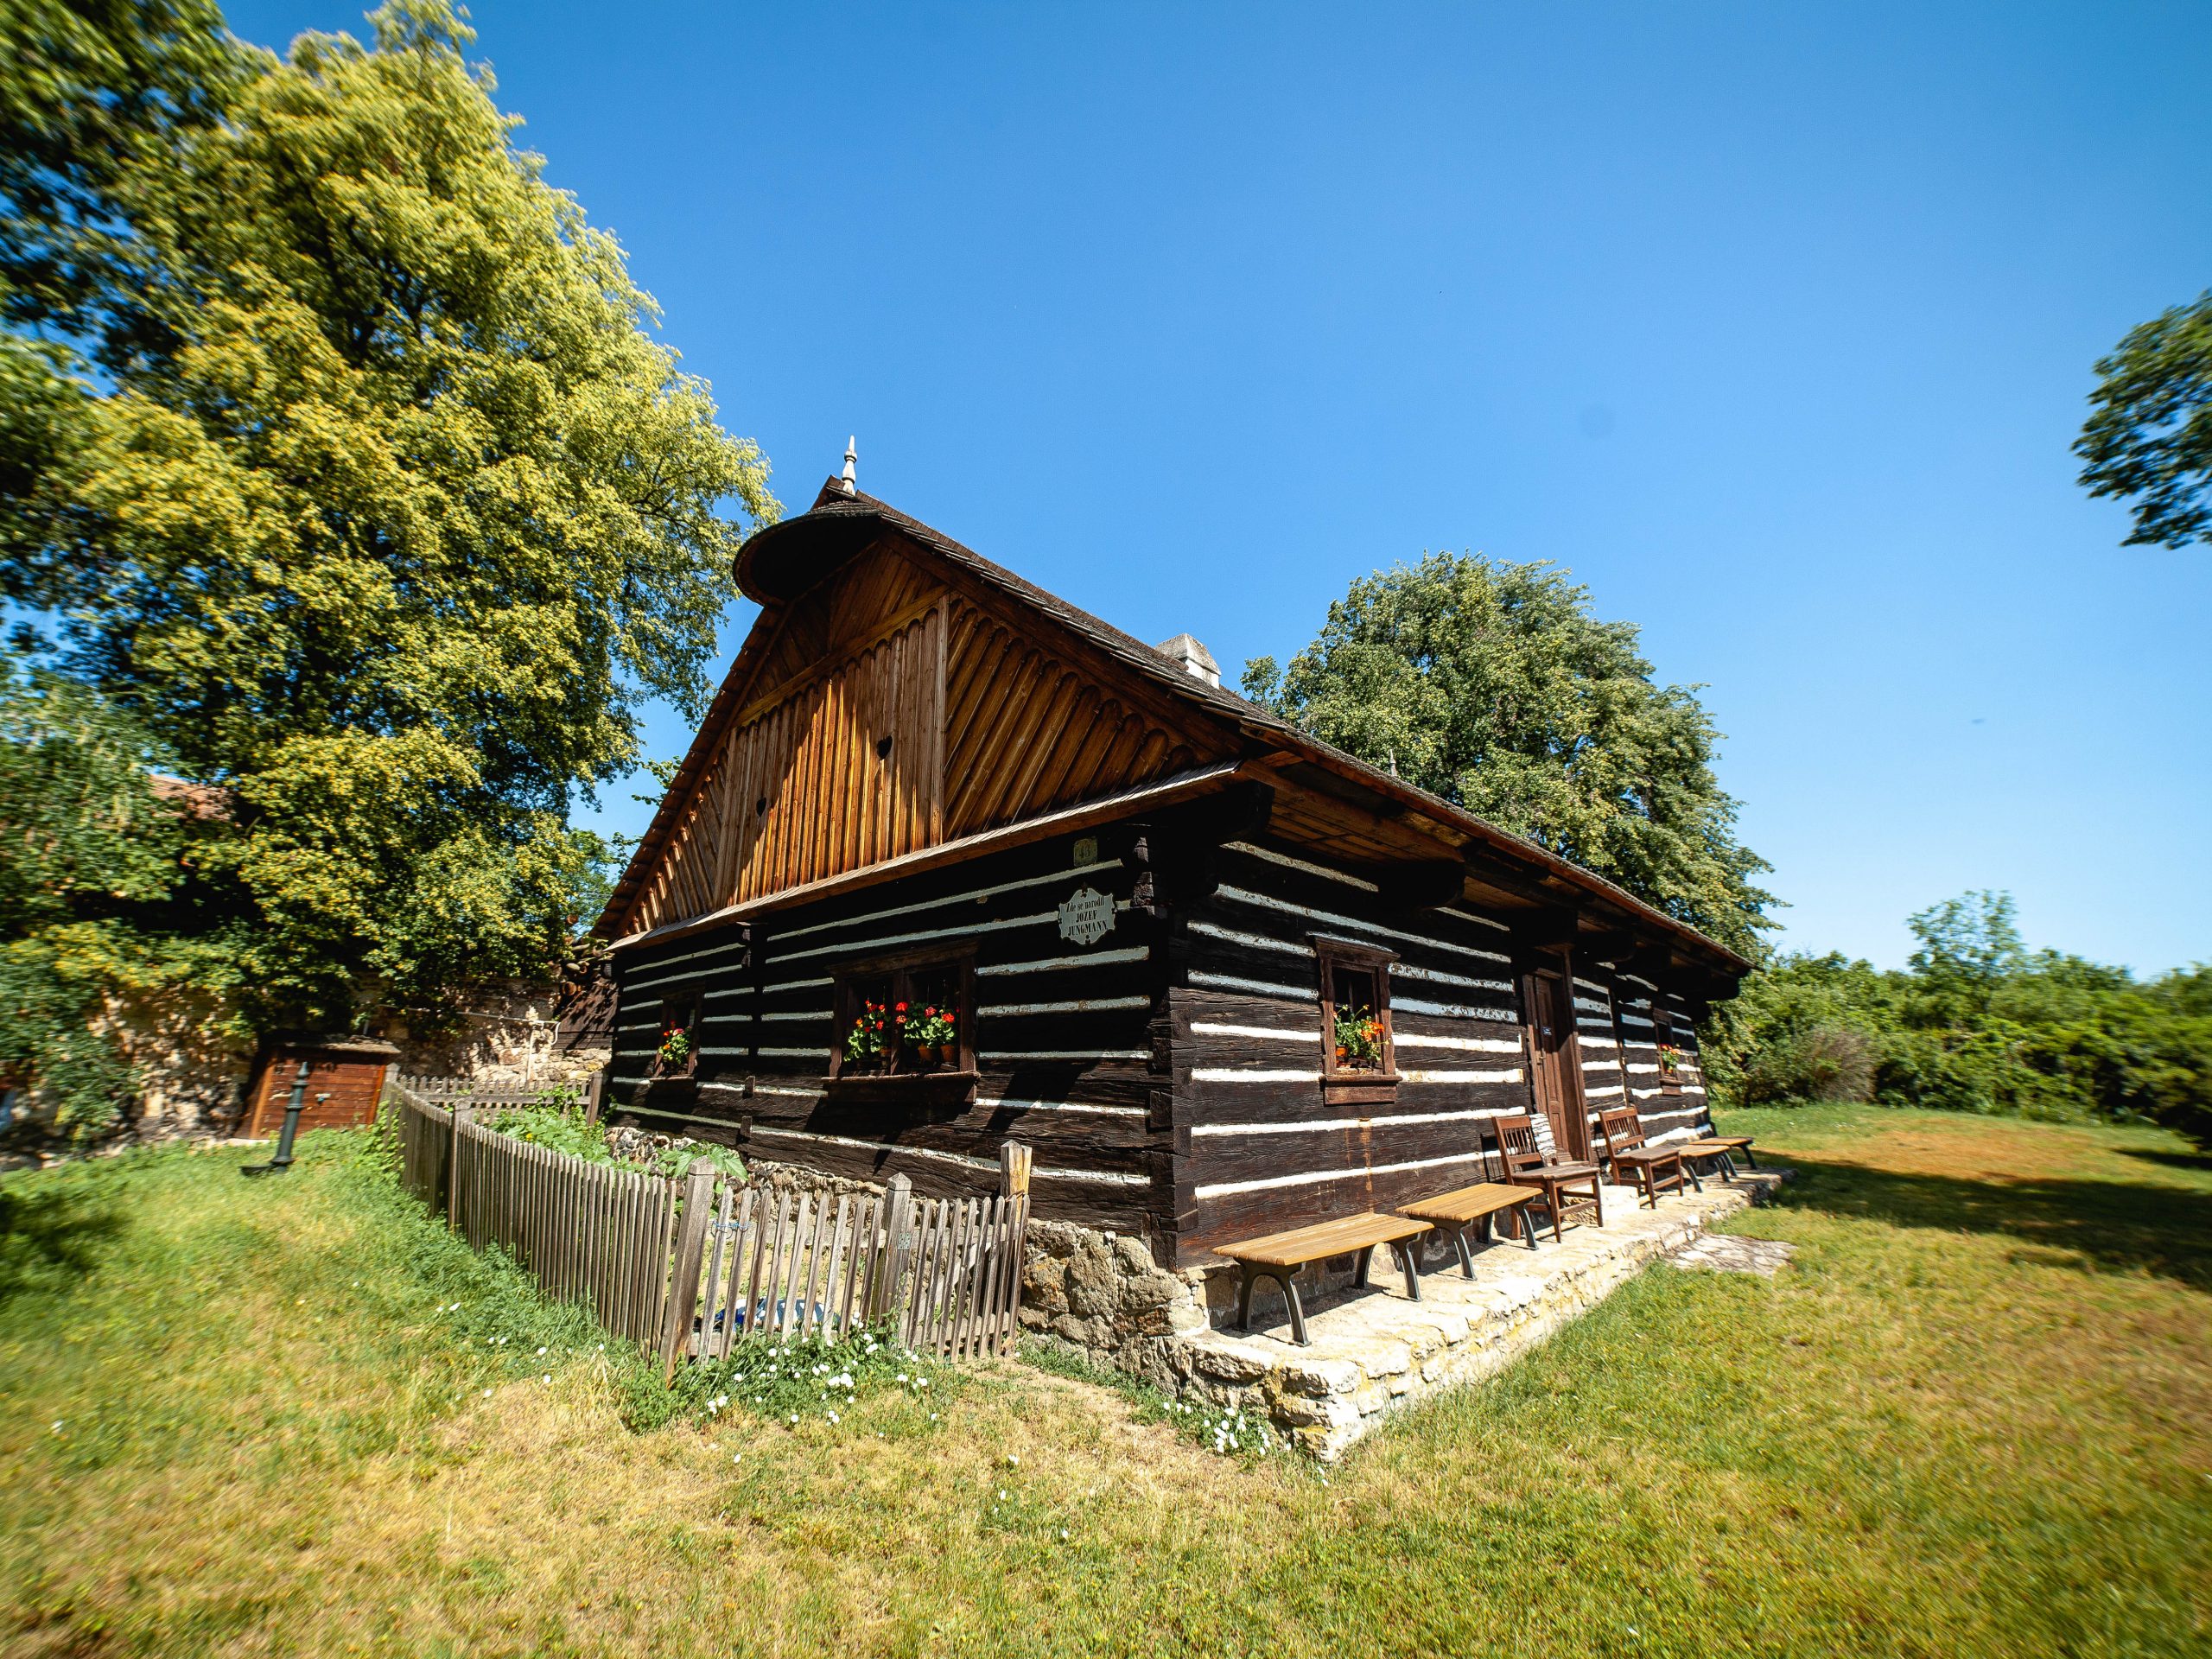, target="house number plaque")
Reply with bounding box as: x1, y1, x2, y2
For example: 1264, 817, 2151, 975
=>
1057, 887, 1115, 946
